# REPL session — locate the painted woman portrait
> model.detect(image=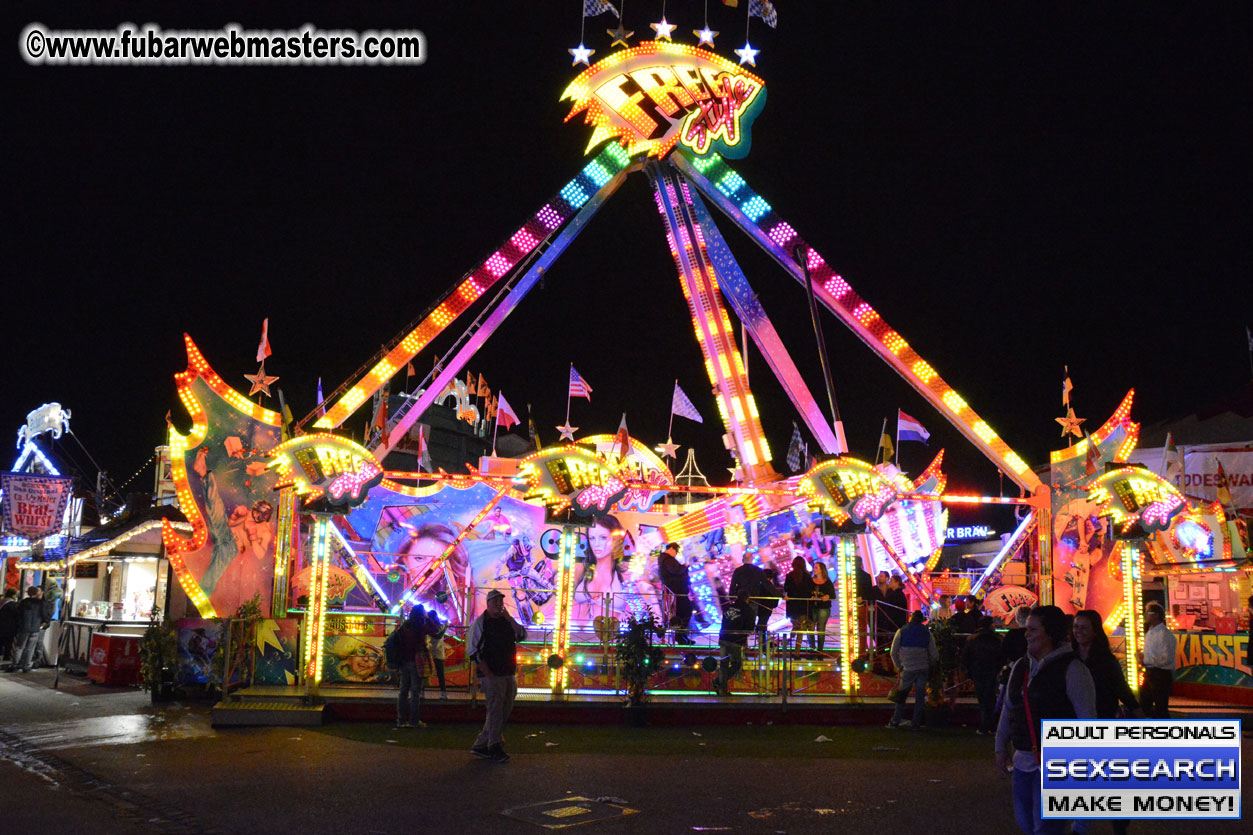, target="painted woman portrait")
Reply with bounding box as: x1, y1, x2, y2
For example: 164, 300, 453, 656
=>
572, 515, 632, 621
386, 521, 473, 624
